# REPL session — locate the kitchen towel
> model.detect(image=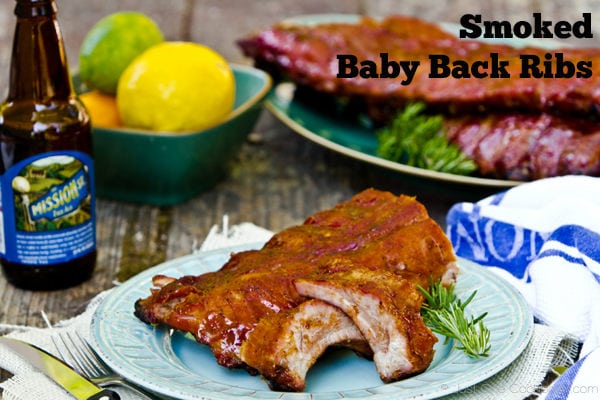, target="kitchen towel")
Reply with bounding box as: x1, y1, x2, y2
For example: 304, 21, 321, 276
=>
447, 175, 600, 399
